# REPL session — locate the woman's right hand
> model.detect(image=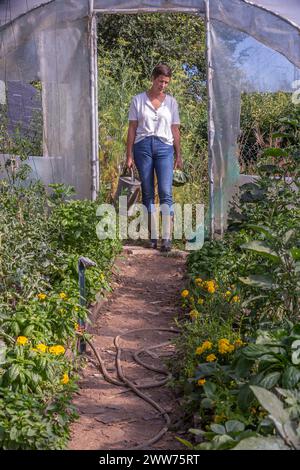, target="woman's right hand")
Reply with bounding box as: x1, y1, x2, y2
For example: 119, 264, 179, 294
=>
126, 155, 134, 169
